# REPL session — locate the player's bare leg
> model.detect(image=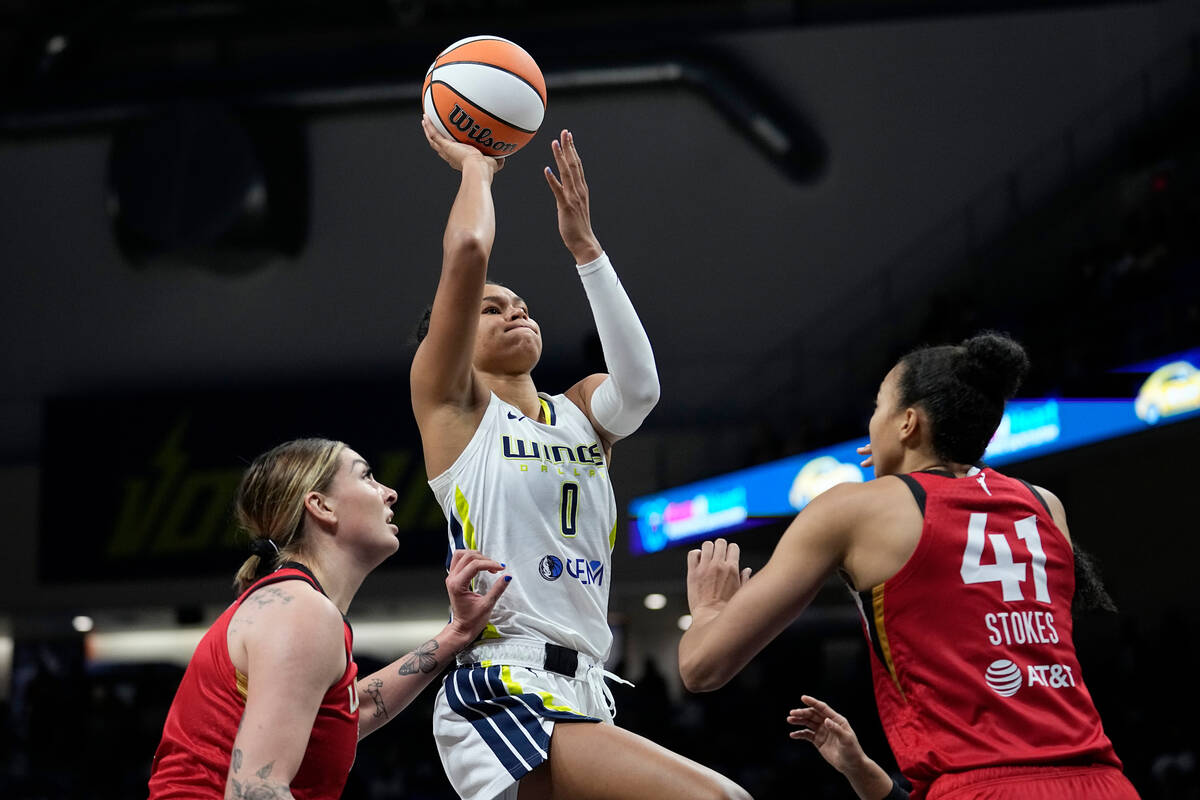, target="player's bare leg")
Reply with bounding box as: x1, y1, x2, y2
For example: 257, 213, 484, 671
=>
518, 721, 751, 800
